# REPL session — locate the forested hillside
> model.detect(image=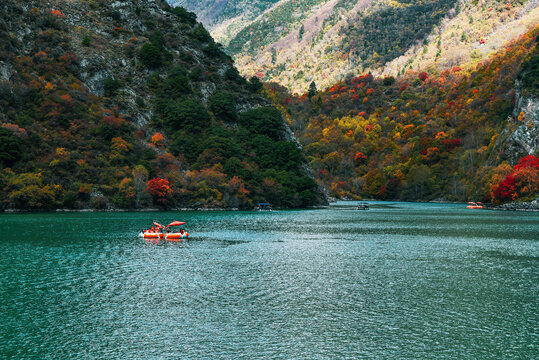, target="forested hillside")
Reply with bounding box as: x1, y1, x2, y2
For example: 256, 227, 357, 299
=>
267, 26, 539, 203
191, 0, 538, 93
168, 0, 281, 44
0, 0, 326, 210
